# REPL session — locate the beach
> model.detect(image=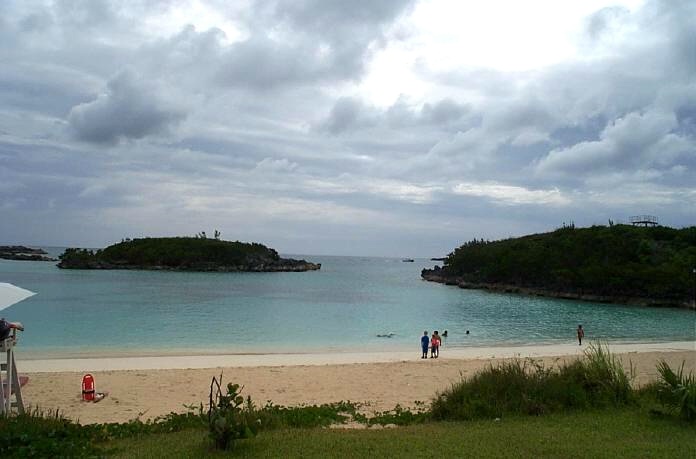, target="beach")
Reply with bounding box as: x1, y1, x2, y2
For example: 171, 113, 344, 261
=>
18, 341, 695, 425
